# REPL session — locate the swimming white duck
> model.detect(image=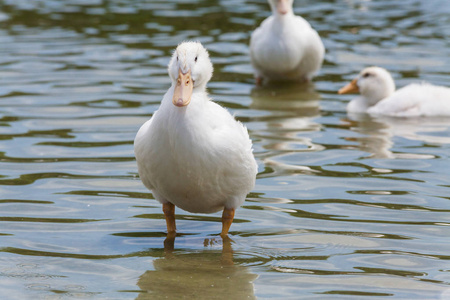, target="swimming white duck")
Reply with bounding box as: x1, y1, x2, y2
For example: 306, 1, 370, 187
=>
249, 0, 325, 84
134, 41, 257, 237
339, 66, 450, 117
